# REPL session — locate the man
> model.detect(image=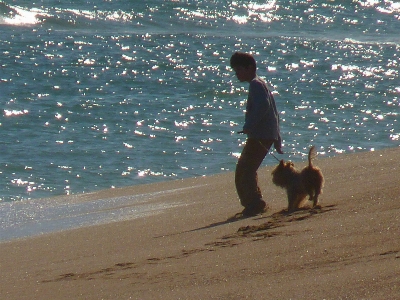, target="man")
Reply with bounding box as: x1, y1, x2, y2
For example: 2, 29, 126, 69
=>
230, 52, 283, 216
